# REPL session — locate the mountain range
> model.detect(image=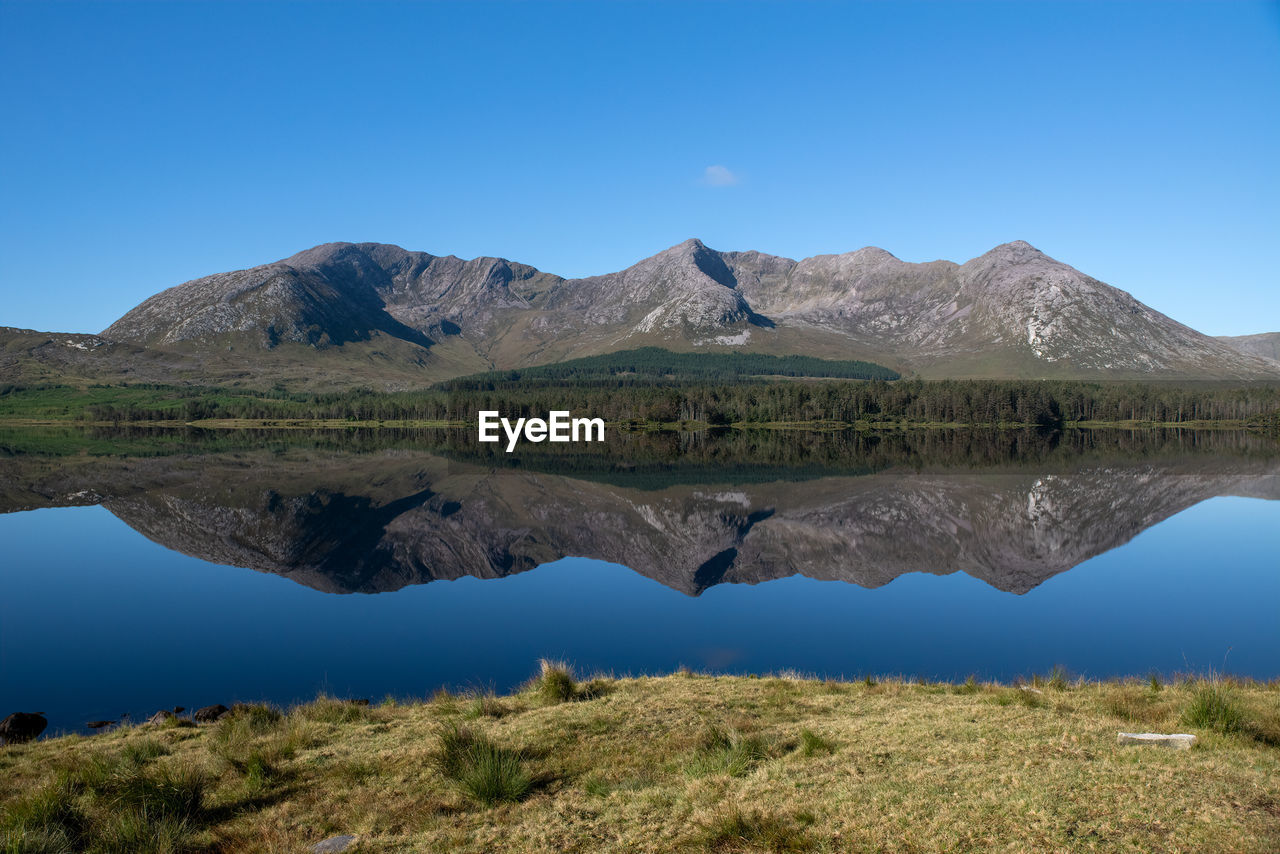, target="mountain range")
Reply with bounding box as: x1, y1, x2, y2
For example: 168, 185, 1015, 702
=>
4, 239, 1278, 387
